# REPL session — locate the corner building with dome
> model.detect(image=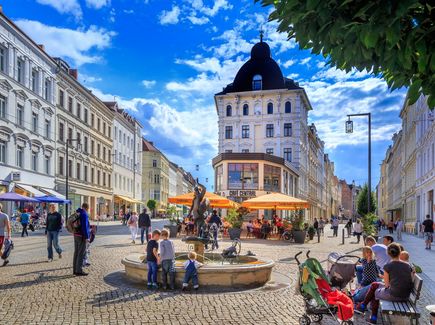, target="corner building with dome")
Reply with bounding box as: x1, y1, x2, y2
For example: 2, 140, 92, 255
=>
212, 39, 335, 220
